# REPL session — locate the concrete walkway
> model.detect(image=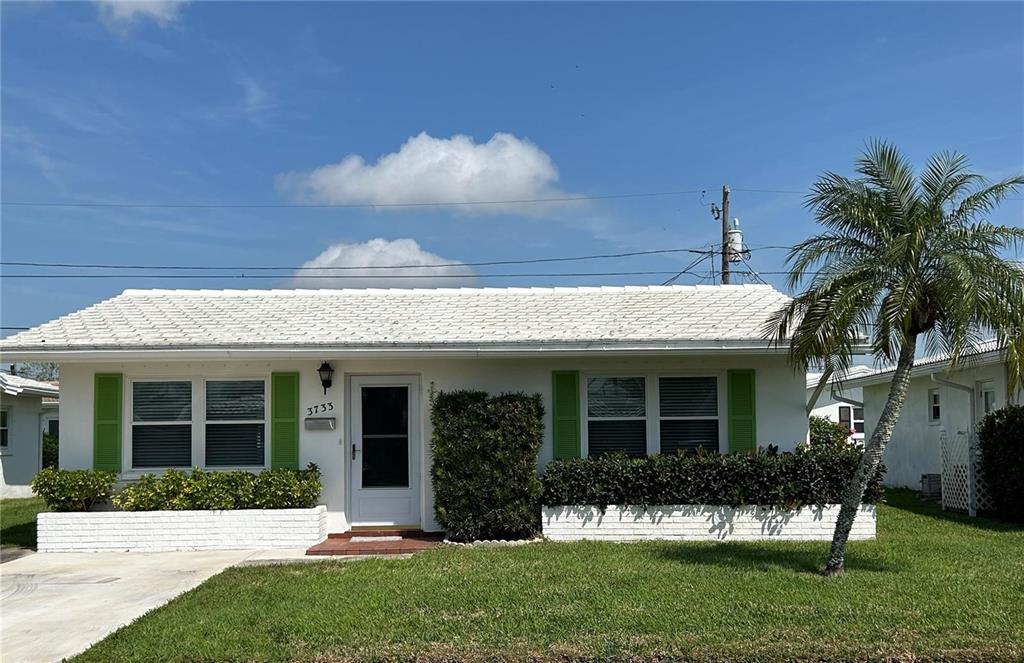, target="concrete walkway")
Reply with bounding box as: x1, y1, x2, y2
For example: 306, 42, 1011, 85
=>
0, 548, 312, 663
